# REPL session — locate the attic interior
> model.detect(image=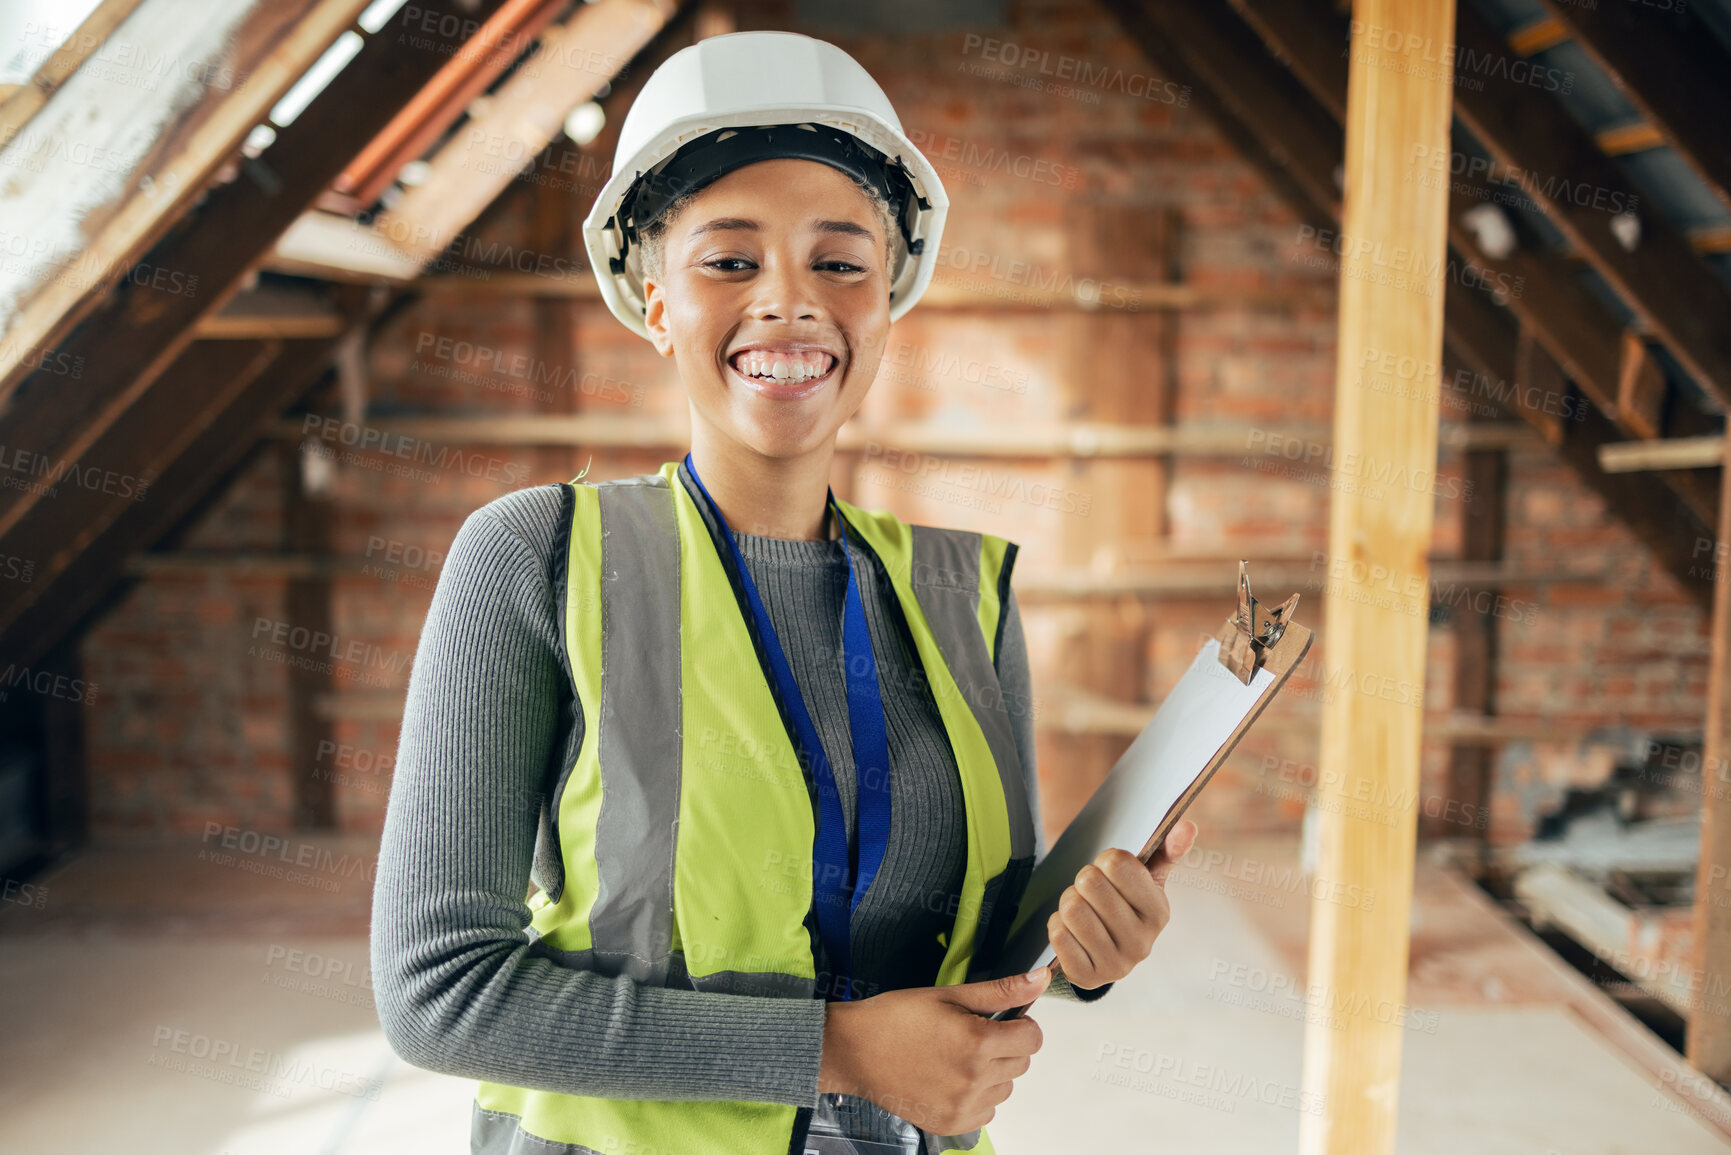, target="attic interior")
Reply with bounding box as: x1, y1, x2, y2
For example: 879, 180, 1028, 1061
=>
3, 0, 1731, 1150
